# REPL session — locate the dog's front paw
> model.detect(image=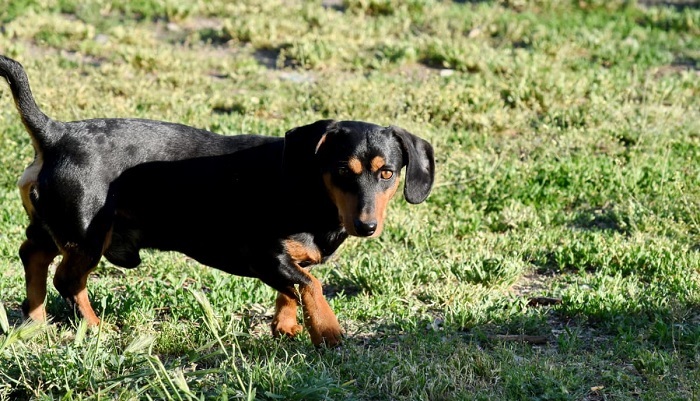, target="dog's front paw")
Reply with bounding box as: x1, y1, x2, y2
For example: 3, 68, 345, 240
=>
272, 291, 303, 339
307, 317, 344, 348
272, 320, 304, 338
299, 278, 344, 347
